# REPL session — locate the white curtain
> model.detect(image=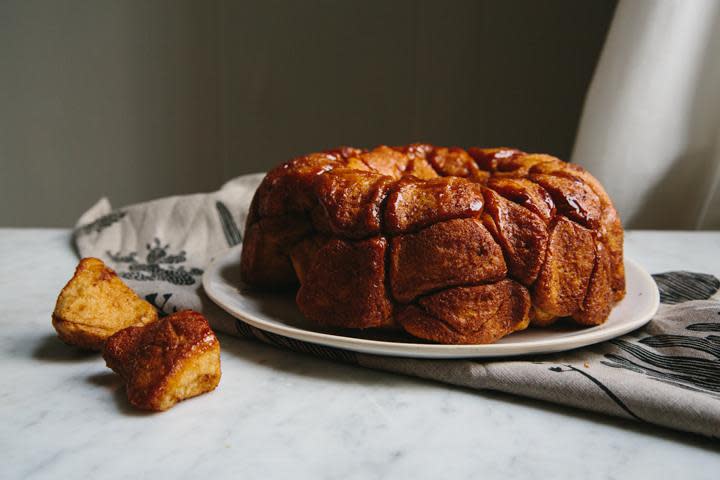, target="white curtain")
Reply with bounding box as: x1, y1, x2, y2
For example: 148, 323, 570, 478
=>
572, 0, 720, 229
